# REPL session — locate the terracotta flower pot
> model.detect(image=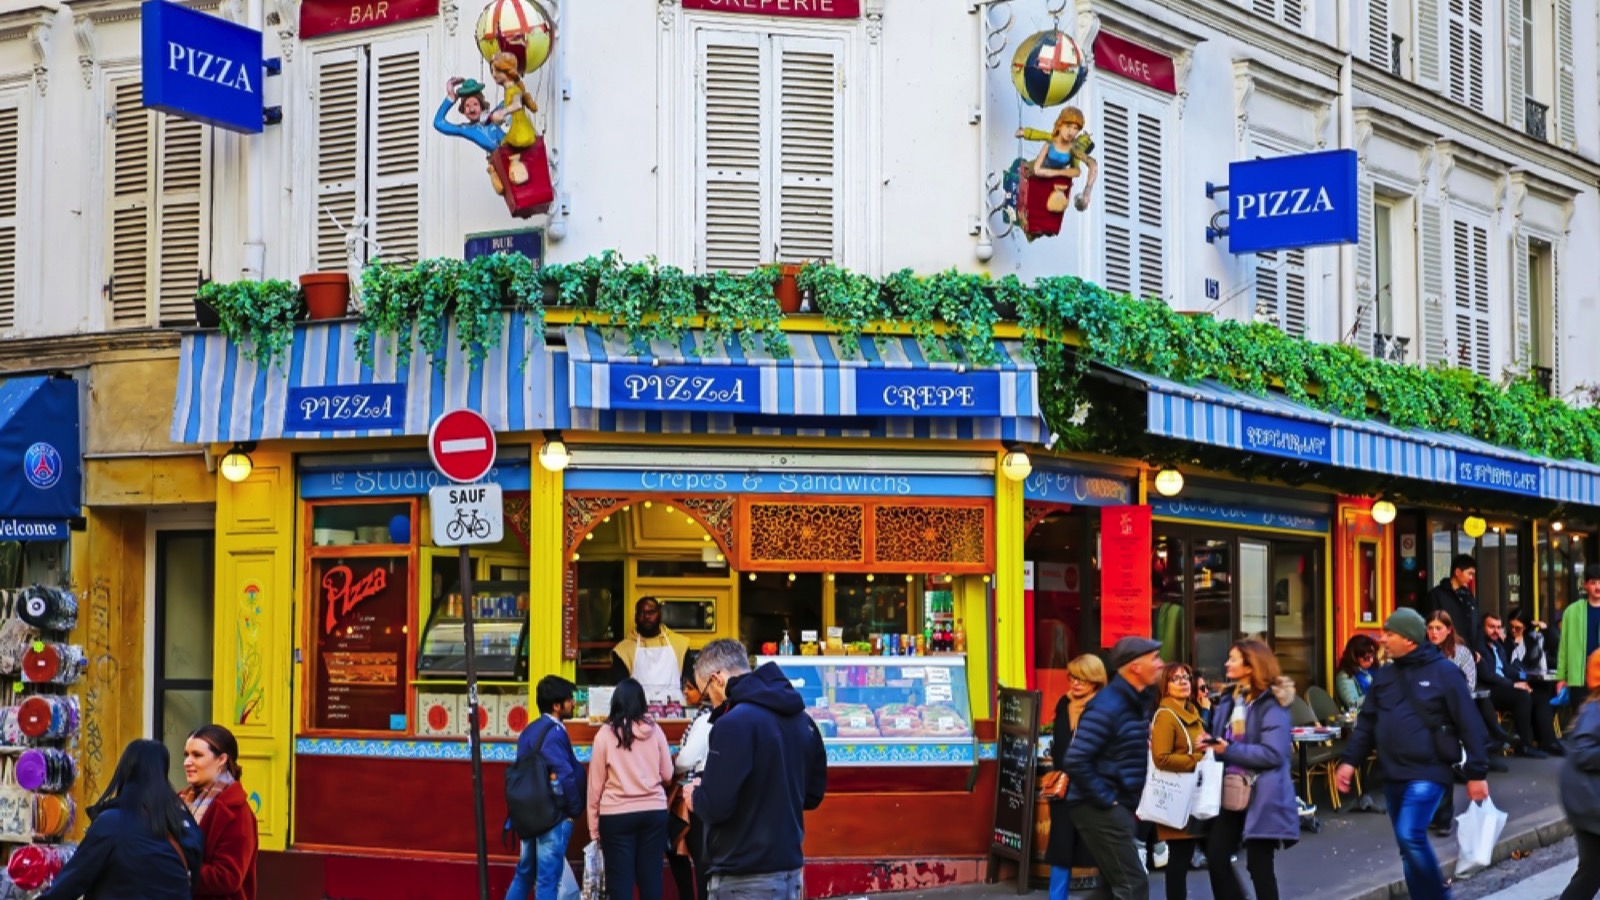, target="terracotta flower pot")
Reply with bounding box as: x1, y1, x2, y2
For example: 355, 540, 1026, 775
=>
300, 272, 351, 320
776, 263, 805, 314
